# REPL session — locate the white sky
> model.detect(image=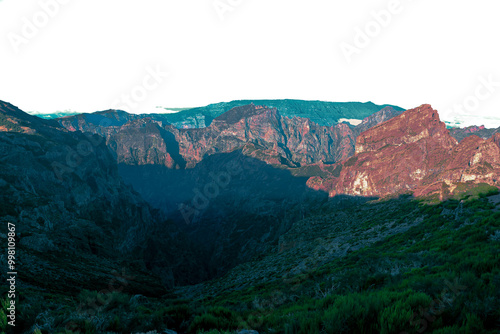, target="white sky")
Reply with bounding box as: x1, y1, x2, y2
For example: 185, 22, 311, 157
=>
0, 0, 499, 127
